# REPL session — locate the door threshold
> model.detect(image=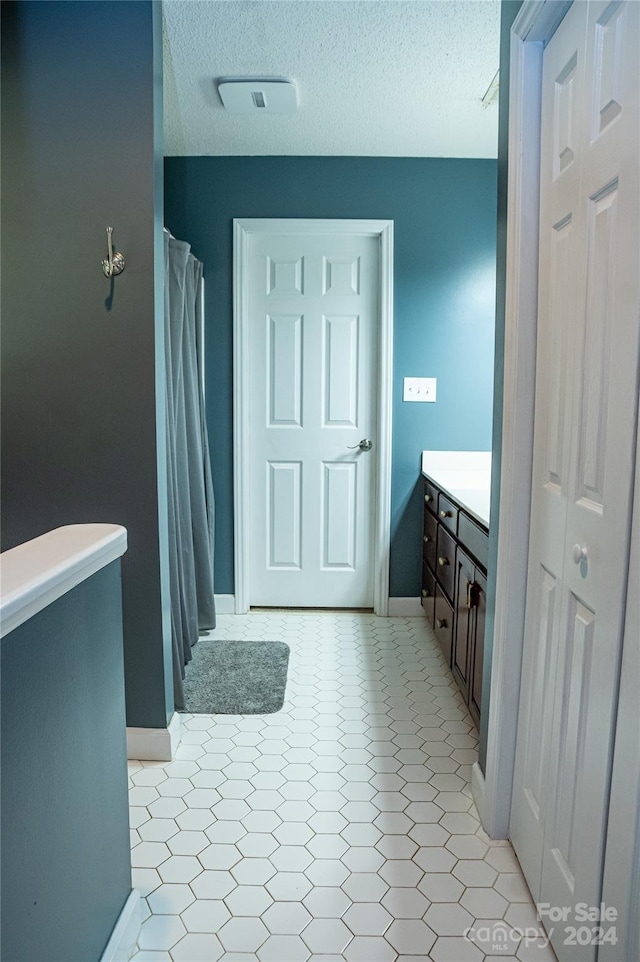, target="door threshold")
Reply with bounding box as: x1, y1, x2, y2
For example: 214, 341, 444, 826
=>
249, 606, 375, 613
